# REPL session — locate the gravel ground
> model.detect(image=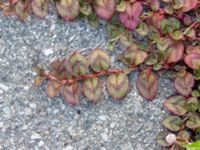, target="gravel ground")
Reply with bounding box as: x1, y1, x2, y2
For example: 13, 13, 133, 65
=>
0, 11, 176, 150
